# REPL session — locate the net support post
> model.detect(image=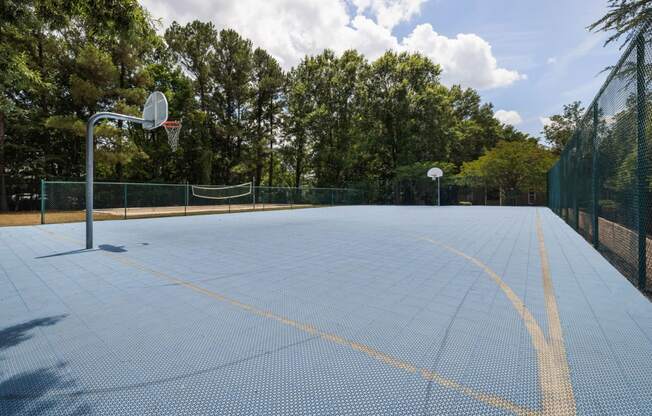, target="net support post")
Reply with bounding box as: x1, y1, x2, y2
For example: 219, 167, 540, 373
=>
123, 183, 128, 220
184, 182, 189, 216
40, 179, 45, 224
636, 33, 648, 290
252, 178, 256, 210
591, 104, 599, 249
